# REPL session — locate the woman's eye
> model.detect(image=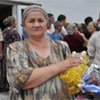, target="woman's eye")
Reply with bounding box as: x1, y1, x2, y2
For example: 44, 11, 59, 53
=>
29, 20, 35, 23
28, 18, 45, 23
38, 19, 45, 22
